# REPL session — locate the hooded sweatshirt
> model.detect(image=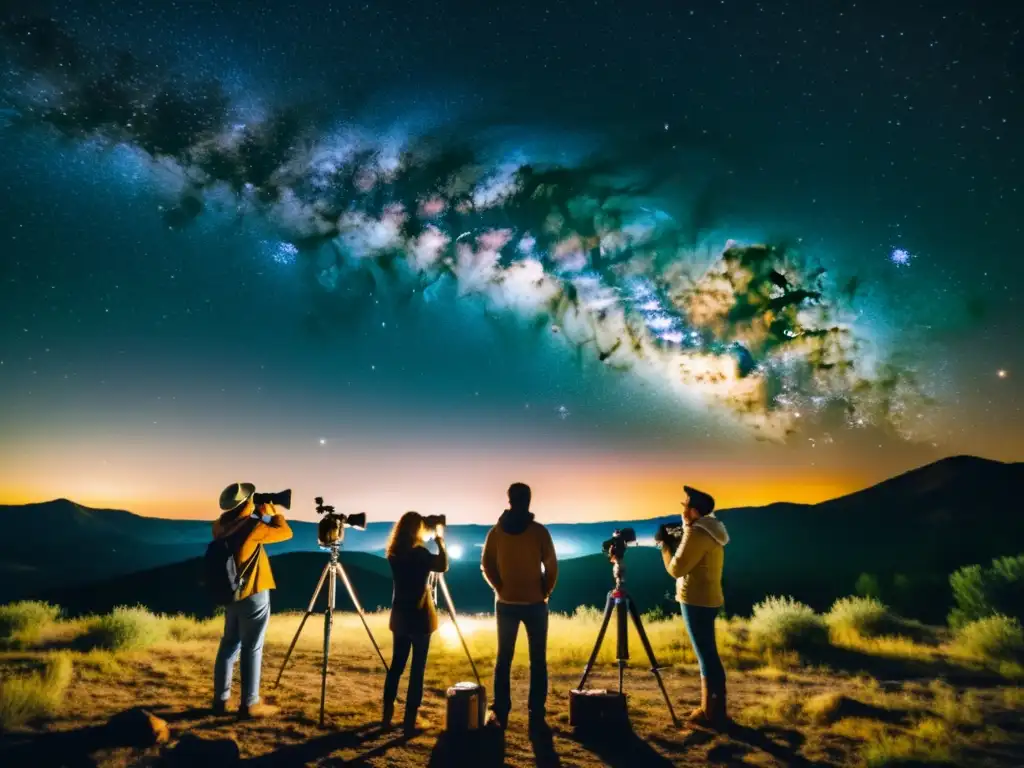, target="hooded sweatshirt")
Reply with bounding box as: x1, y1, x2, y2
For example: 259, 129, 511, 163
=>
662, 514, 729, 608
481, 508, 559, 605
